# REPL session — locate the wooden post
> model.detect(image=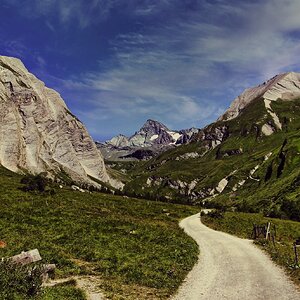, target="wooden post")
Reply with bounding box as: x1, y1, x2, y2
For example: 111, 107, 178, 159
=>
266, 222, 271, 240
294, 243, 299, 266
252, 224, 257, 239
